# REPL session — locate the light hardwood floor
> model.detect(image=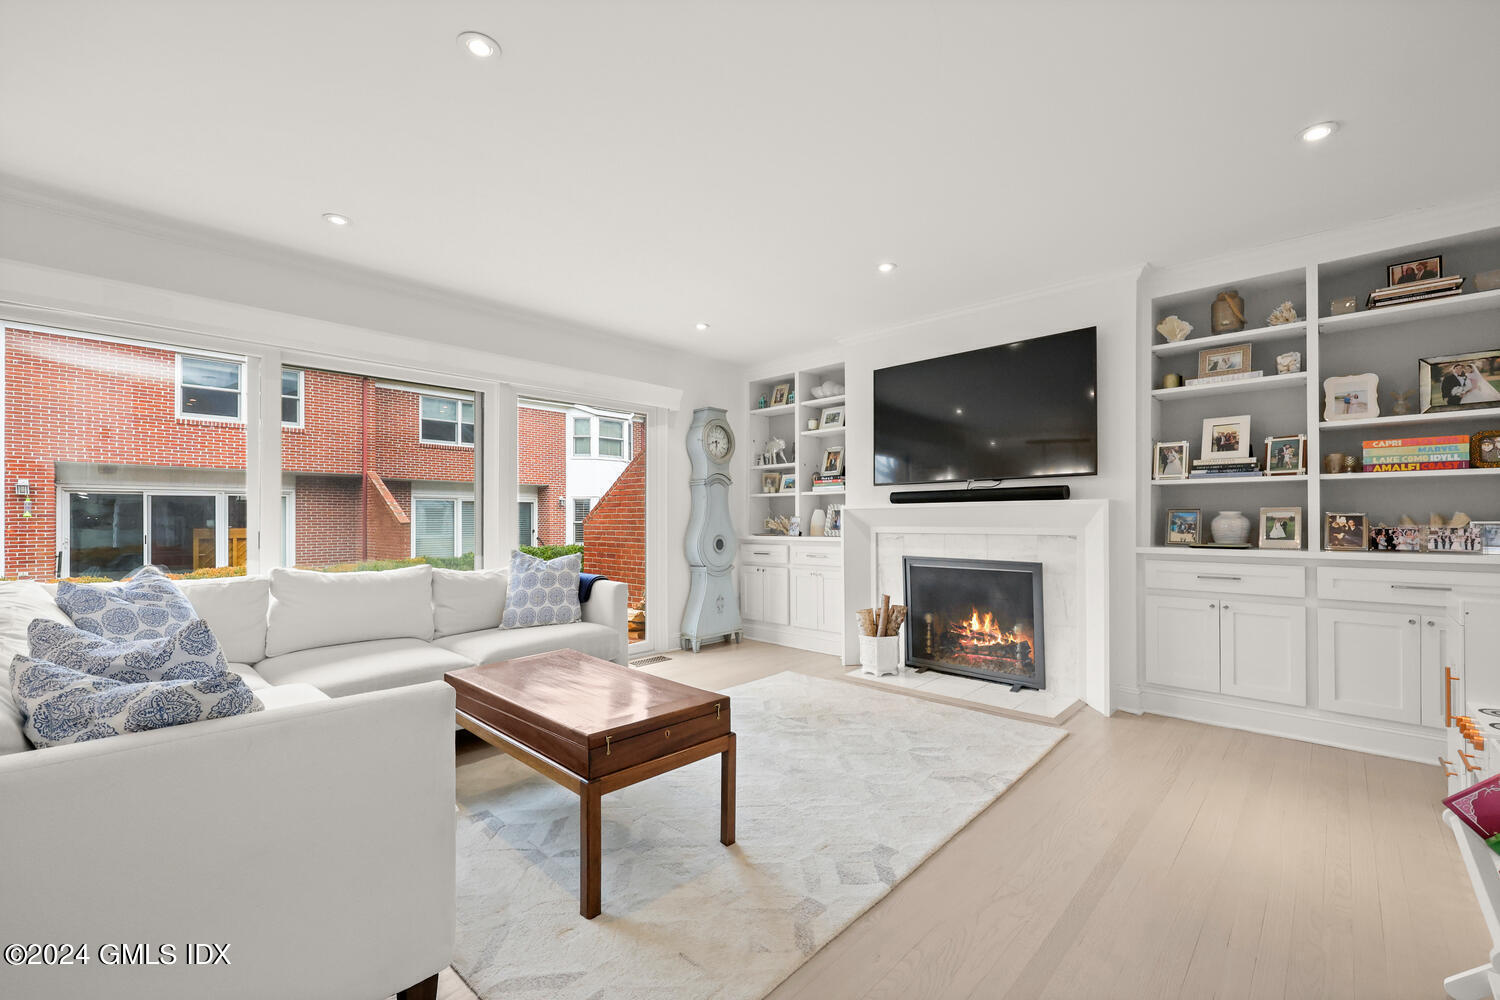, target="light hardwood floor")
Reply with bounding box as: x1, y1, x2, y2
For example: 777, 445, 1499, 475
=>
428, 640, 1485, 1000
